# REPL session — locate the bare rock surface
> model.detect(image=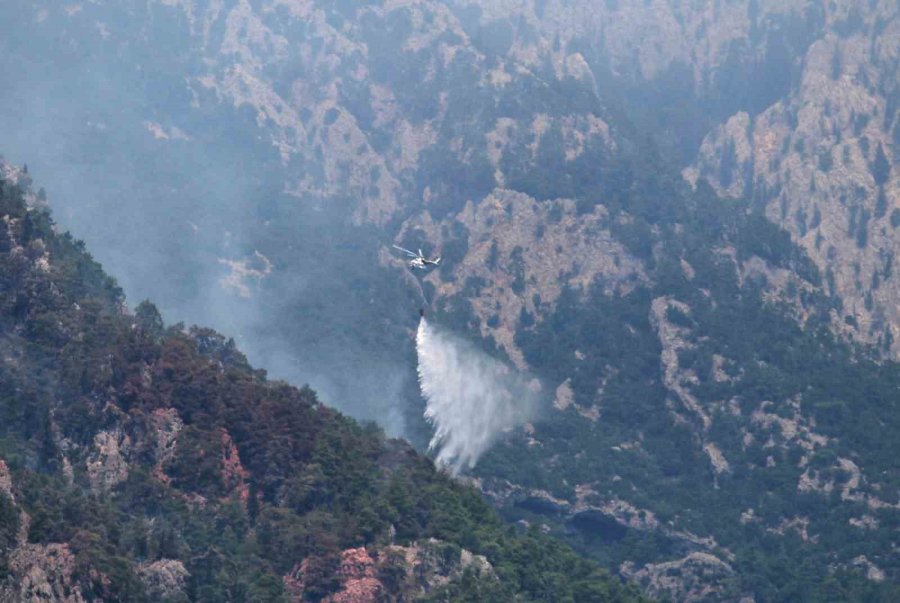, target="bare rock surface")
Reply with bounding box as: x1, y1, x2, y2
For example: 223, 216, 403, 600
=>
137, 559, 189, 601
284, 540, 495, 603
3, 544, 86, 603
404, 189, 646, 366
621, 552, 737, 603
85, 429, 131, 492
